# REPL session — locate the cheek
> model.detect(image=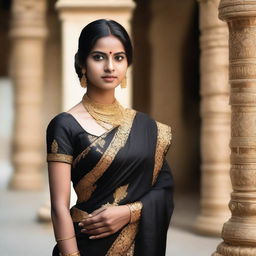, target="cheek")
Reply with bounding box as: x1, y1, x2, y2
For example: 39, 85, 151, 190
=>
86, 62, 102, 77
